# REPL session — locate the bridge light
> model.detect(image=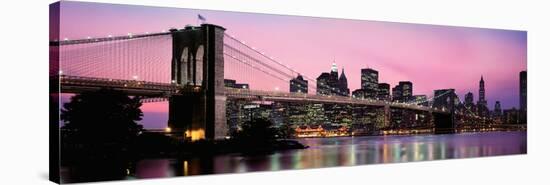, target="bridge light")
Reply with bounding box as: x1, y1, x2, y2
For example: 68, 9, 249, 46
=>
108, 35, 113, 38
132, 75, 138, 80
128, 33, 133, 37
63, 38, 69, 41
165, 127, 172, 133
58, 70, 63, 75
145, 31, 149, 34
86, 36, 91, 39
